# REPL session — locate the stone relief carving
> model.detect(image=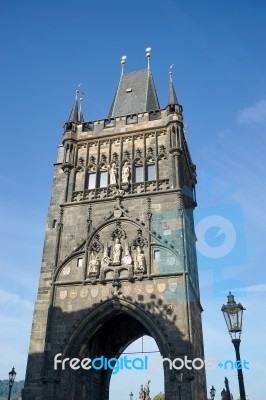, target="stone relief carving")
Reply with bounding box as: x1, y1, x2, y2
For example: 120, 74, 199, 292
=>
132, 229, 148, 249
99, 242, 111, 281
89, 234, 102, 253
111, 223, 126, 240
87, 224, 147, 281
112, 188, 125, 197
88, 251, 100, 276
